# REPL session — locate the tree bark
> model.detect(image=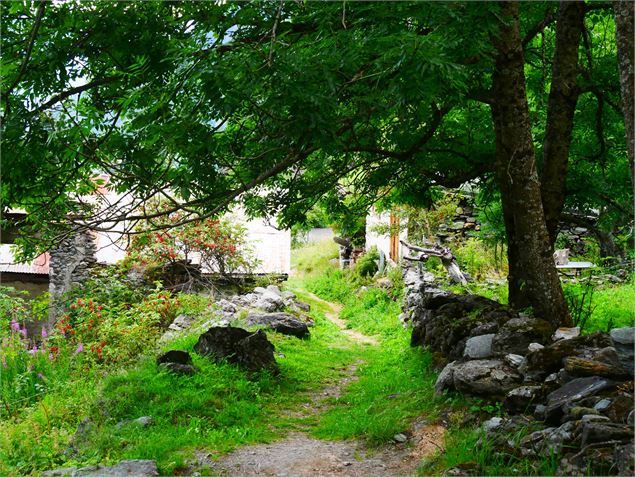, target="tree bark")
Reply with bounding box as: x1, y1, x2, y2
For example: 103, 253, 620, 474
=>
613, 0, 635, 193
491, 1, 571, 326
540, 1, 586, 244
